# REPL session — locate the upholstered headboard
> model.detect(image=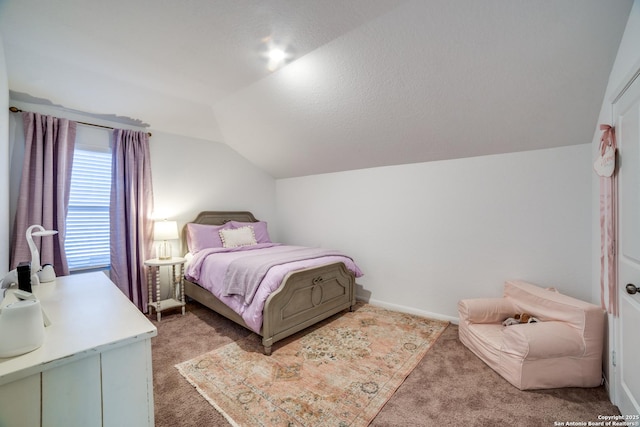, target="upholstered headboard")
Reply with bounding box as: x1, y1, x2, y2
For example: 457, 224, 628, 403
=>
181, 211, 258, 255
